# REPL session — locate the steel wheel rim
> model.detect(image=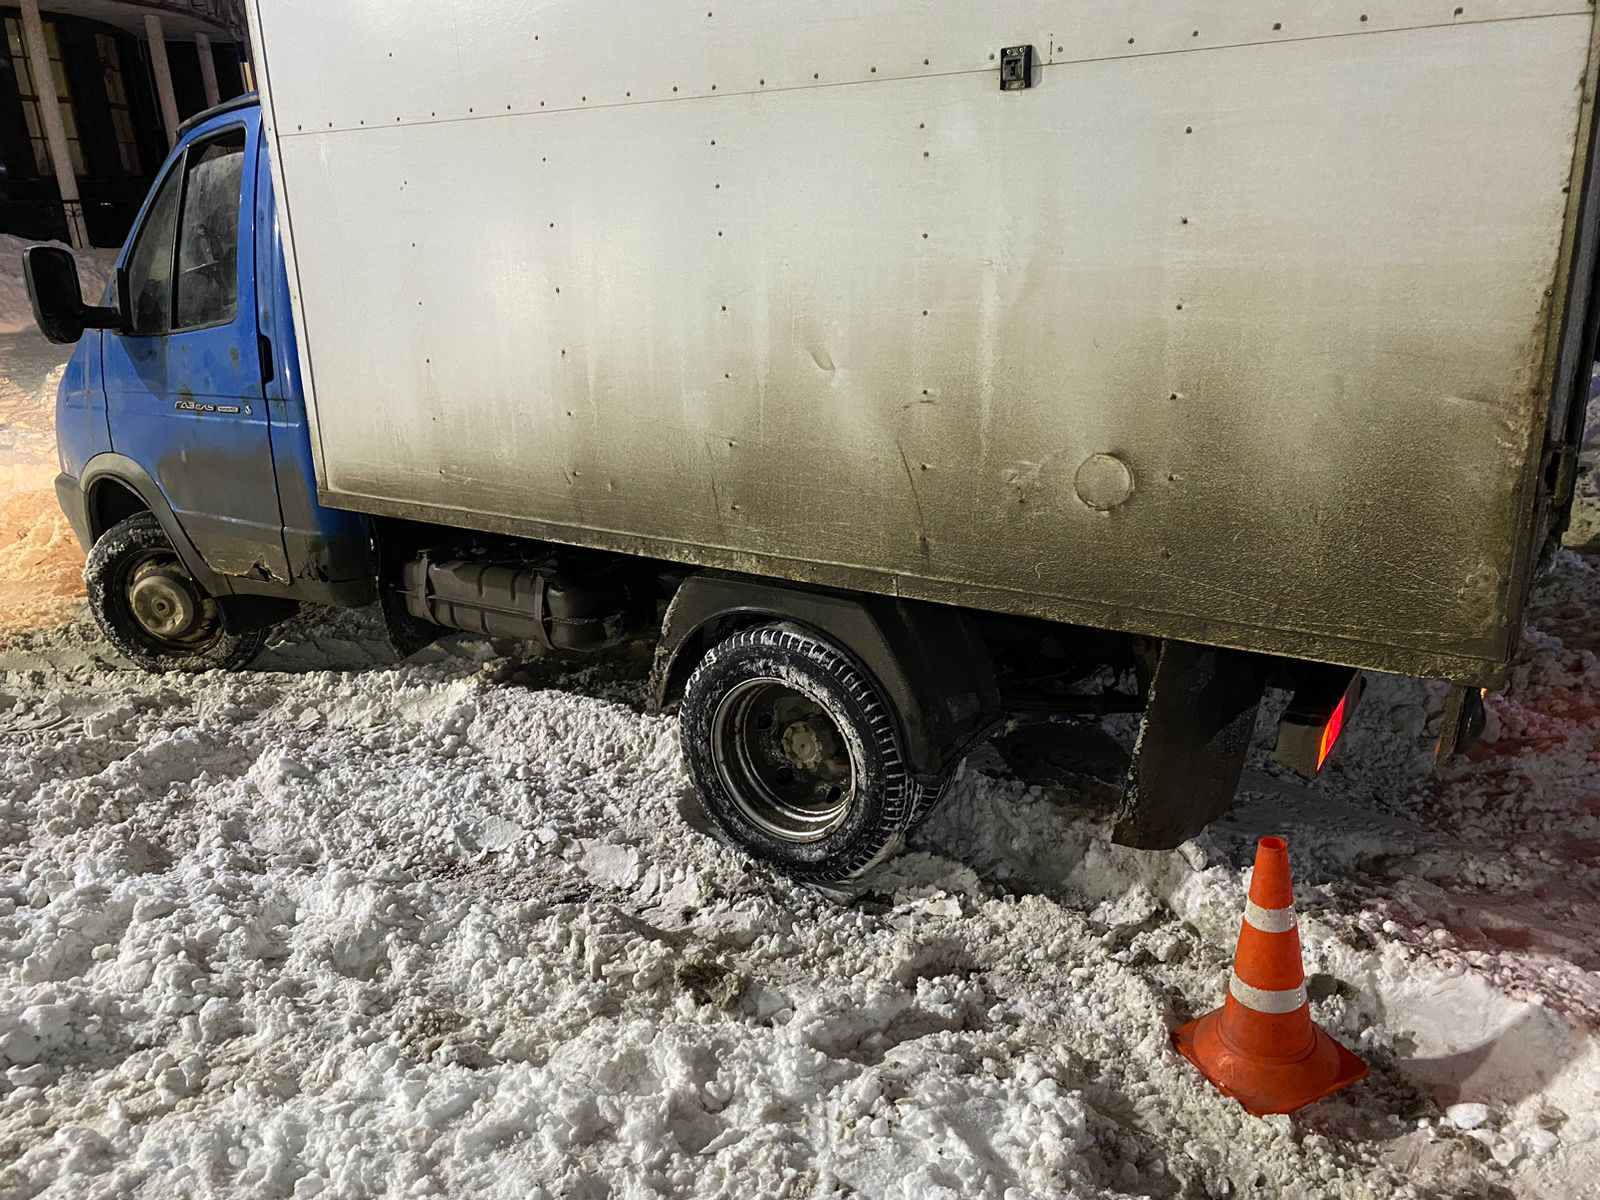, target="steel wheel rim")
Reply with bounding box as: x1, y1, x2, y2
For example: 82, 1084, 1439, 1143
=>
710, 677, 856, 843
121, 548, 221, 651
